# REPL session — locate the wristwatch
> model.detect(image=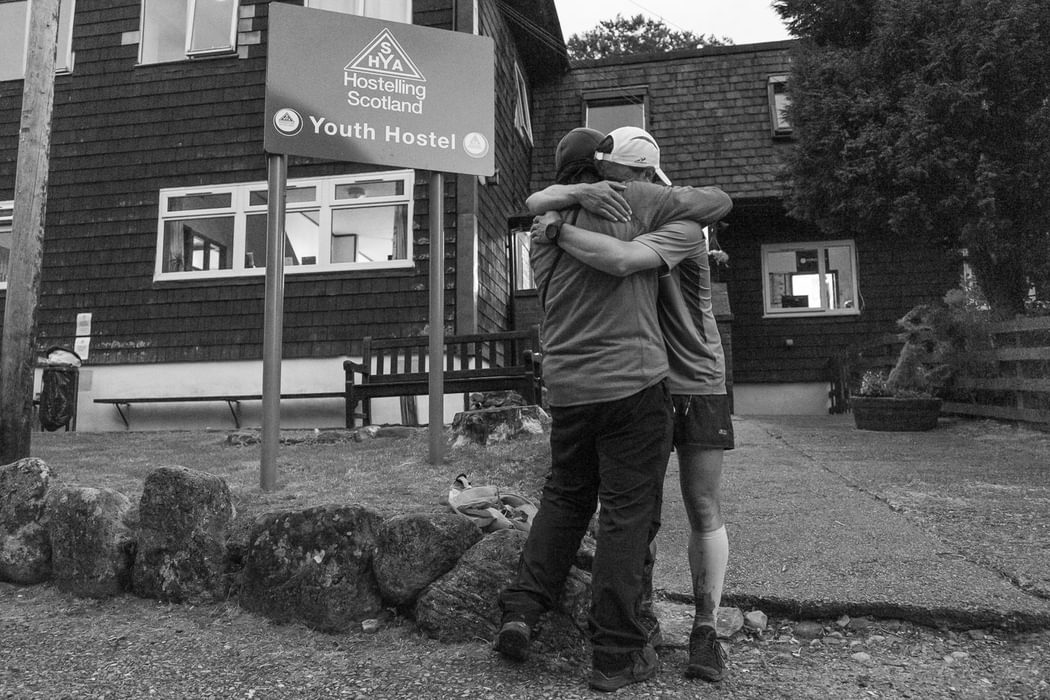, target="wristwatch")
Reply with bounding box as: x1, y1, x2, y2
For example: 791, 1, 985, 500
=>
544, 219, 563, 243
